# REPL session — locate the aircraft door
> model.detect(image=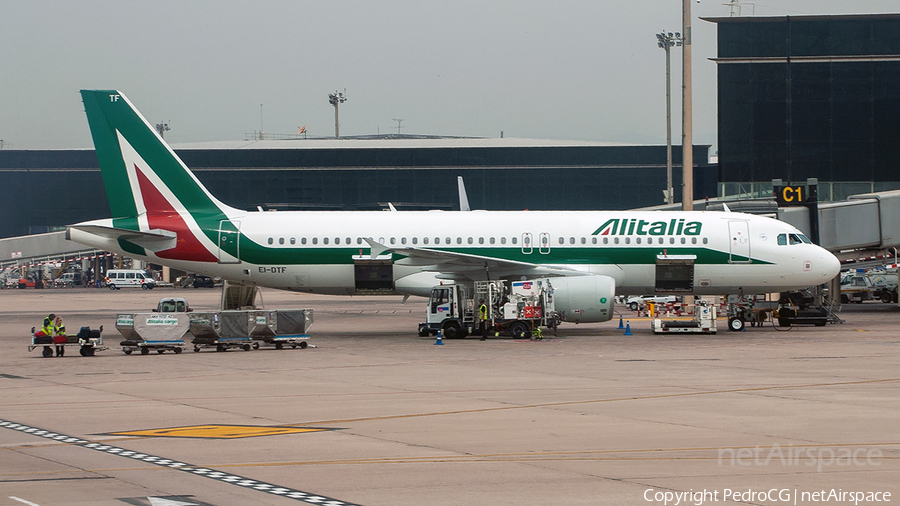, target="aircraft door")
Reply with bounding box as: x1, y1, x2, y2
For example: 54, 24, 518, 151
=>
728, 220, 751, 263
521, 233, 533, 254
217, 220, 241, 264
539, 232, 551, 254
